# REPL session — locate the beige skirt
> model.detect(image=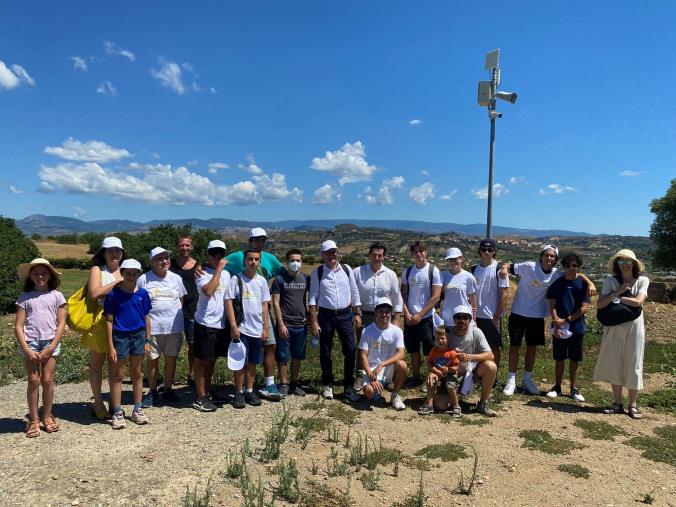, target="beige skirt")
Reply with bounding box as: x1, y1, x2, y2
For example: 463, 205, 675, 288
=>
593, 314, 645, 390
